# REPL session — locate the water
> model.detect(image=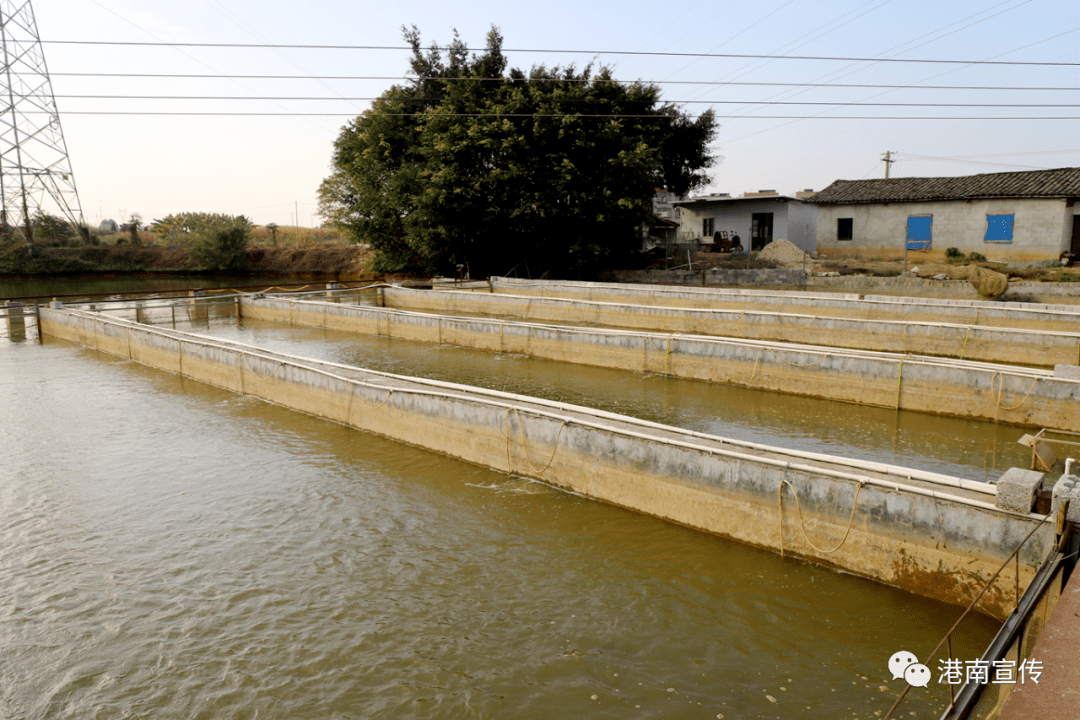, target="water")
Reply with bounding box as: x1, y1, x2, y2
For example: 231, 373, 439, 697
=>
197, 308, 1030, 484
0, 283, 1007, 719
